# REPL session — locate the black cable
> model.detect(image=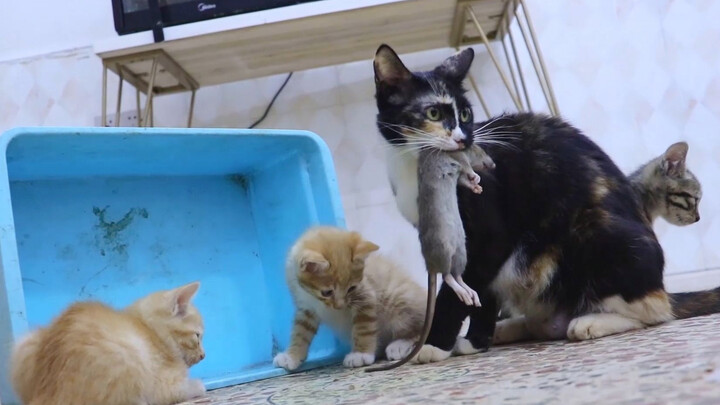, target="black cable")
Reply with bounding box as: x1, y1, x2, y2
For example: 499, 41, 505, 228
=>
248, 72, 294, 129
